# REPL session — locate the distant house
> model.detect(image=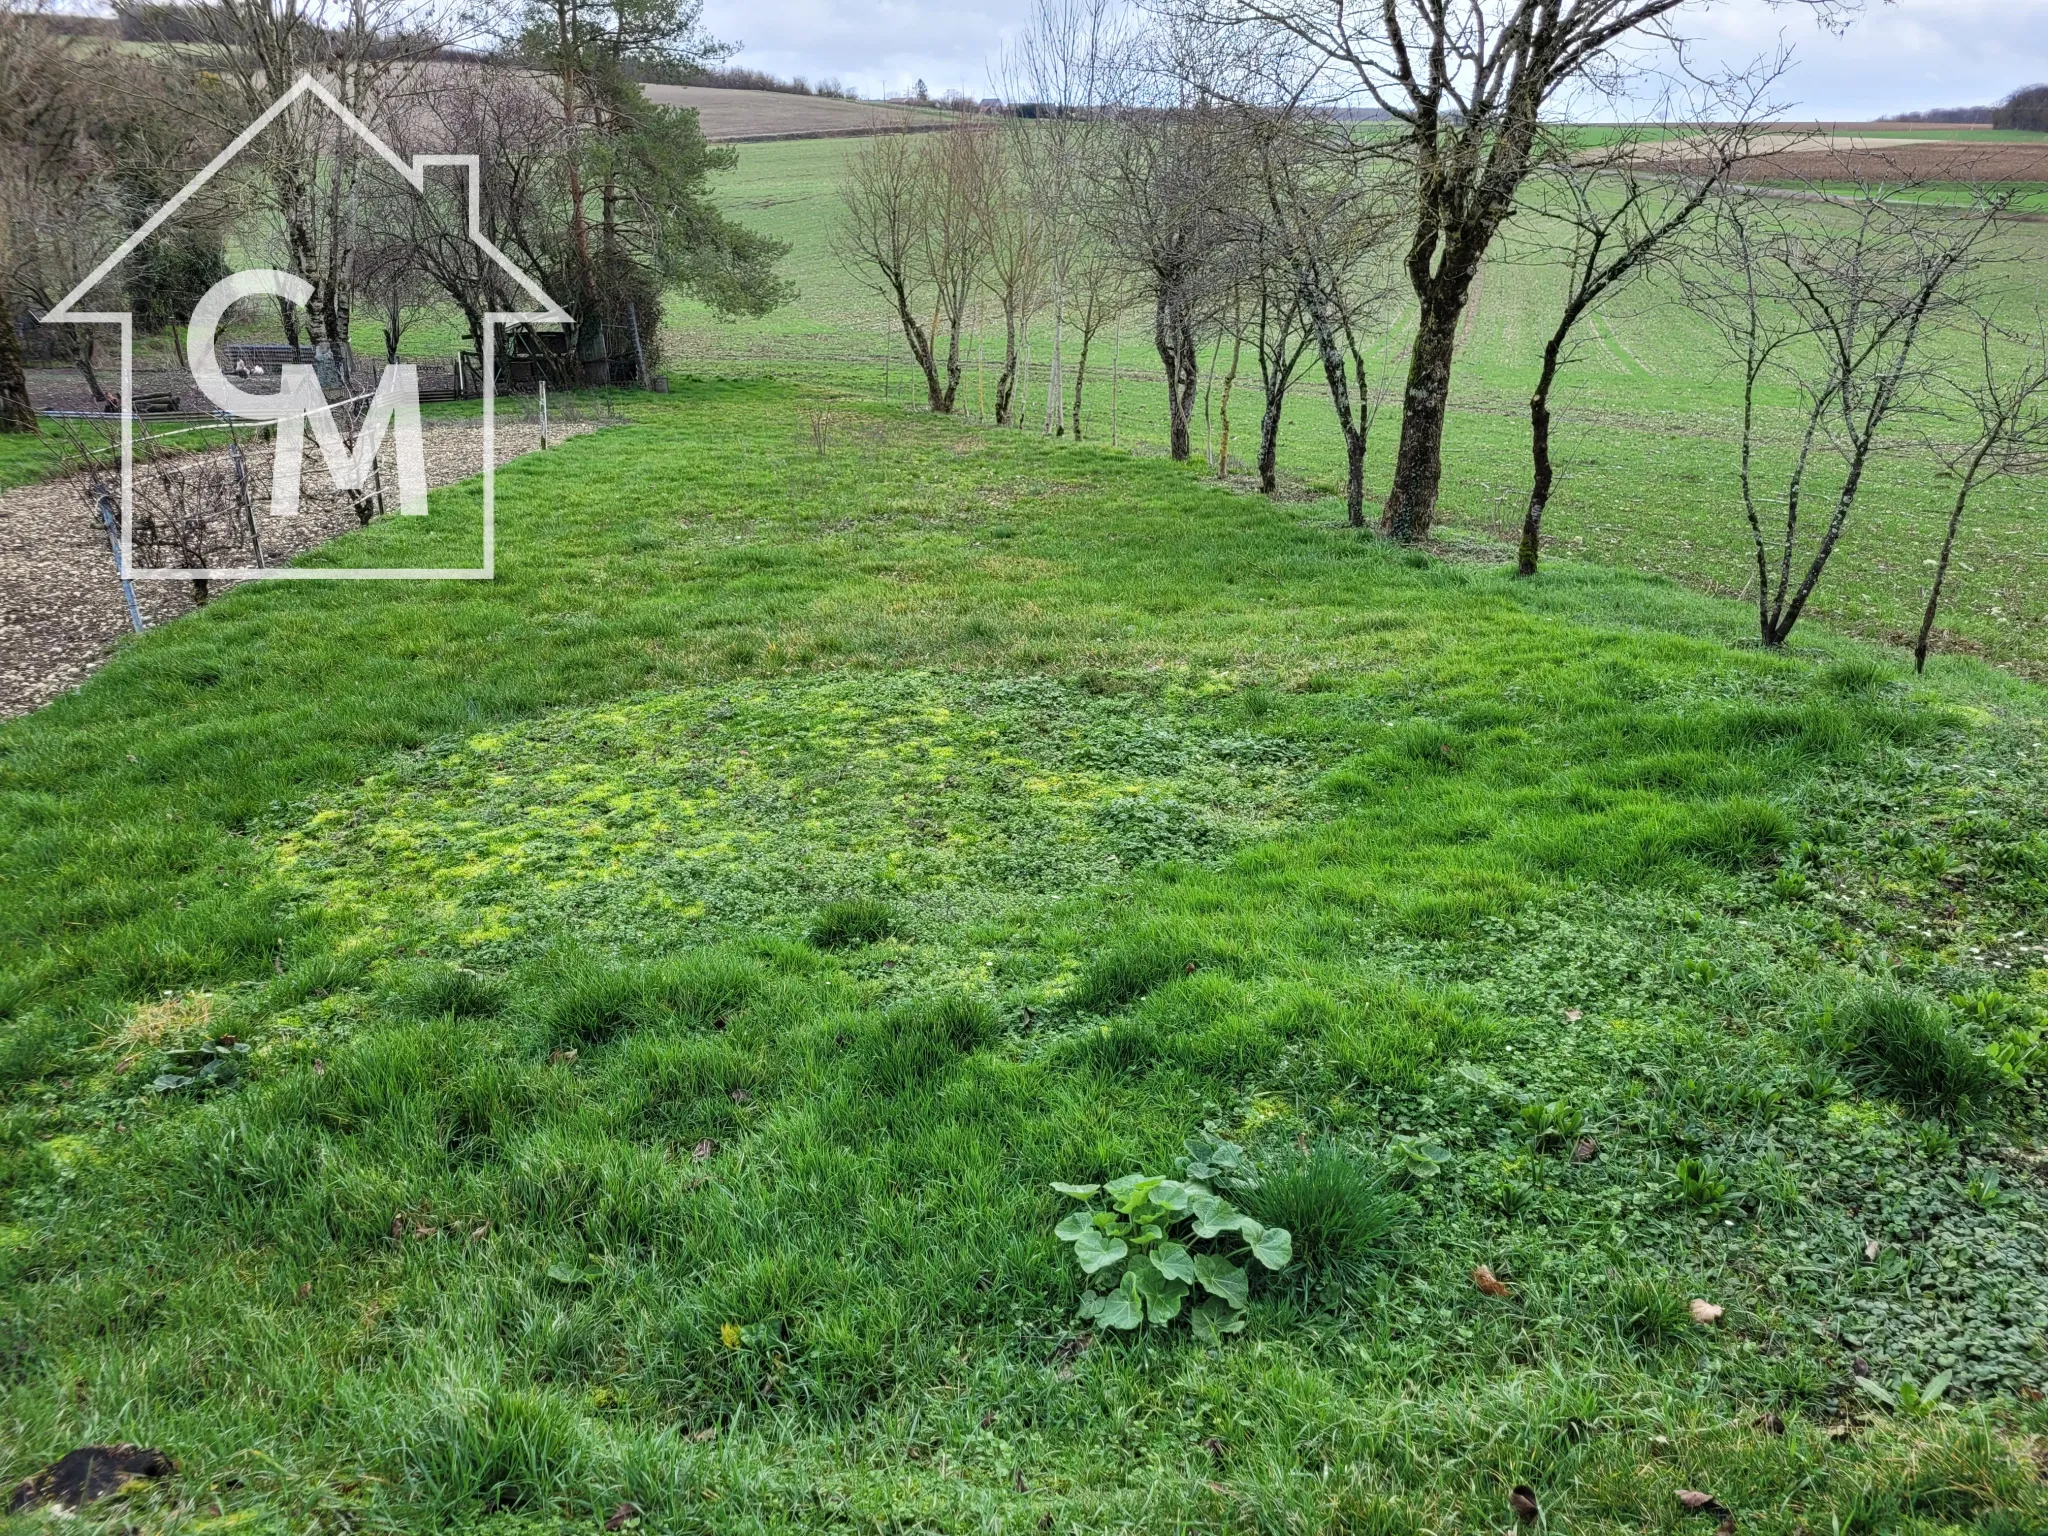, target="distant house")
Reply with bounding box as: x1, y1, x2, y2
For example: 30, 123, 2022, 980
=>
1992, 85, 2048, 132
